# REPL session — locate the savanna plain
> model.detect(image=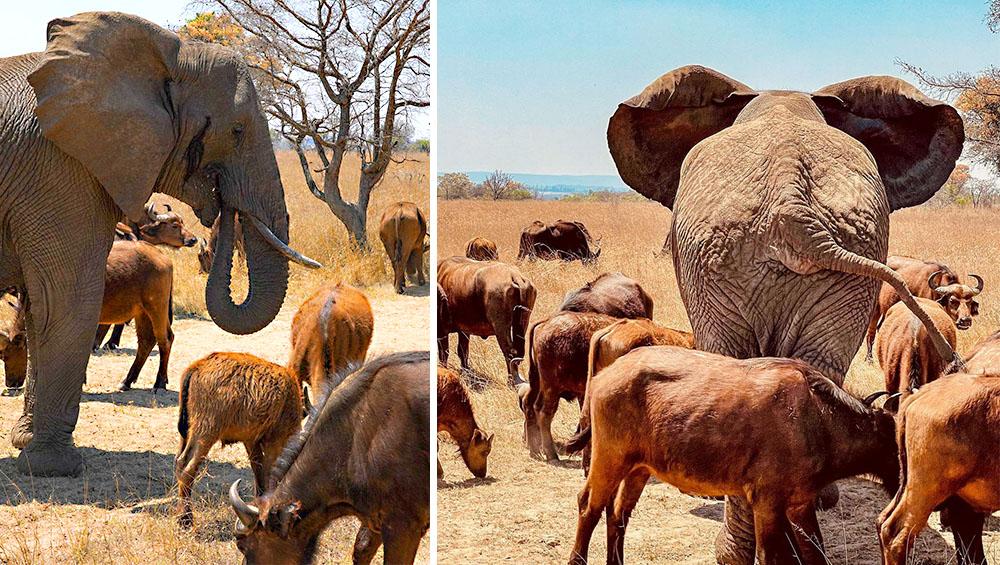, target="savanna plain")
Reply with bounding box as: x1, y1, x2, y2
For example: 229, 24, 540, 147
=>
436, 199, 1000, 564
0, 151, 430, 564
